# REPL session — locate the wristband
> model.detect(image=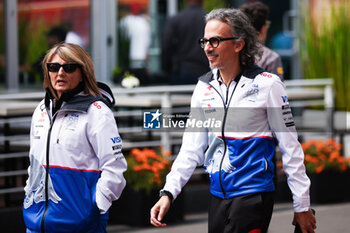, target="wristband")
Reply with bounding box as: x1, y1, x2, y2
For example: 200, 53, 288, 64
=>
159, 190, 173, 201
